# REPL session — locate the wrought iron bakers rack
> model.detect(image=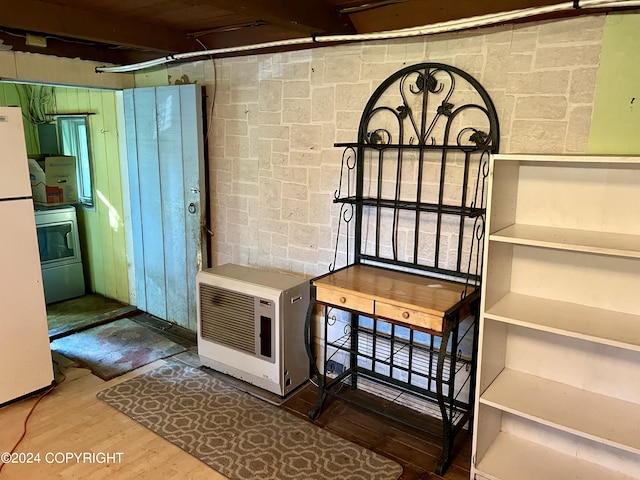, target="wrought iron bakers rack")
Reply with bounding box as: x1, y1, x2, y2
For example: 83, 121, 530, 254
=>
304, 62, 499, 474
